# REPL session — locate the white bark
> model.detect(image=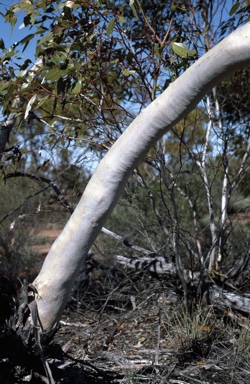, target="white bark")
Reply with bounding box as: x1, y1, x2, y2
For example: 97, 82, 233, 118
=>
196, 96, 218, 270
33, 23, 250, 332
213, 86, 228, 264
